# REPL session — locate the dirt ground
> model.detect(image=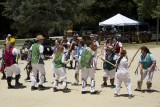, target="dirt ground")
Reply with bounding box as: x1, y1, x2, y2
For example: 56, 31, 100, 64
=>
0, 44, 160, 107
